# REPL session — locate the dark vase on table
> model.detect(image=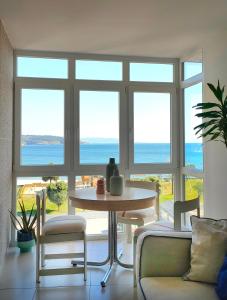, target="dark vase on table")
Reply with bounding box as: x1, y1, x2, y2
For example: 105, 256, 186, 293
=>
106, 158, 116, 192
